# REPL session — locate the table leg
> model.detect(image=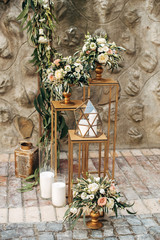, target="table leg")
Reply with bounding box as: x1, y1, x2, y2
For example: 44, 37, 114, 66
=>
98, 143, 101, 177
78, 143, 81, 178
55, 110, 57, 176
